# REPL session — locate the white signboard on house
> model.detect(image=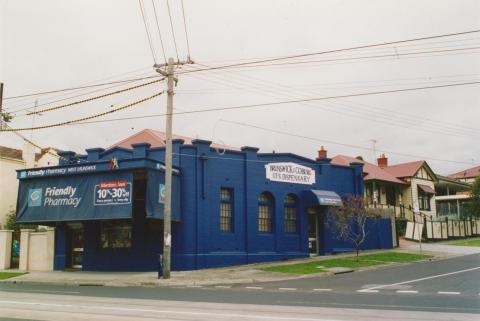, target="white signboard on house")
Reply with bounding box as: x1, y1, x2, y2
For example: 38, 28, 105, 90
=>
265, 162, 315, 185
